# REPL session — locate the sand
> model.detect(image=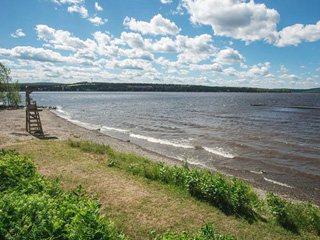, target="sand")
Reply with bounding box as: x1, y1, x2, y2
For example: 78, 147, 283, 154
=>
0, 107, 318, 204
